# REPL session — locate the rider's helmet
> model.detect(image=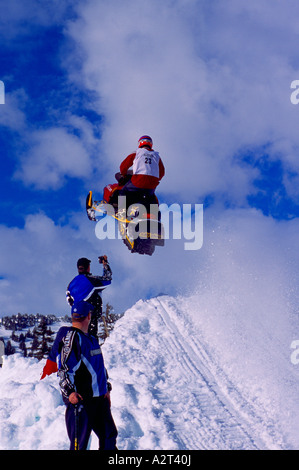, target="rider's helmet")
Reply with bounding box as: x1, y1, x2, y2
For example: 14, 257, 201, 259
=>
138, 135, 153, 149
